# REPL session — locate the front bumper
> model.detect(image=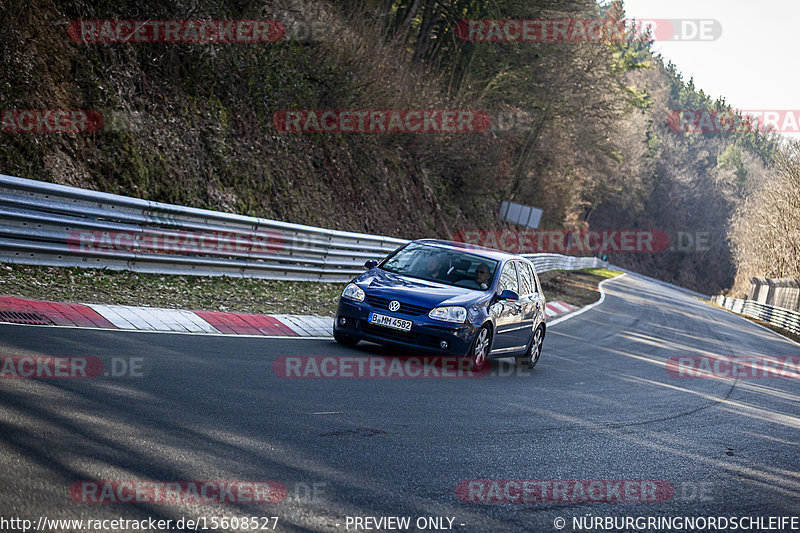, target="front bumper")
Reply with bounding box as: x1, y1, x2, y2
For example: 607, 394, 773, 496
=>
334, 299, 476, 356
